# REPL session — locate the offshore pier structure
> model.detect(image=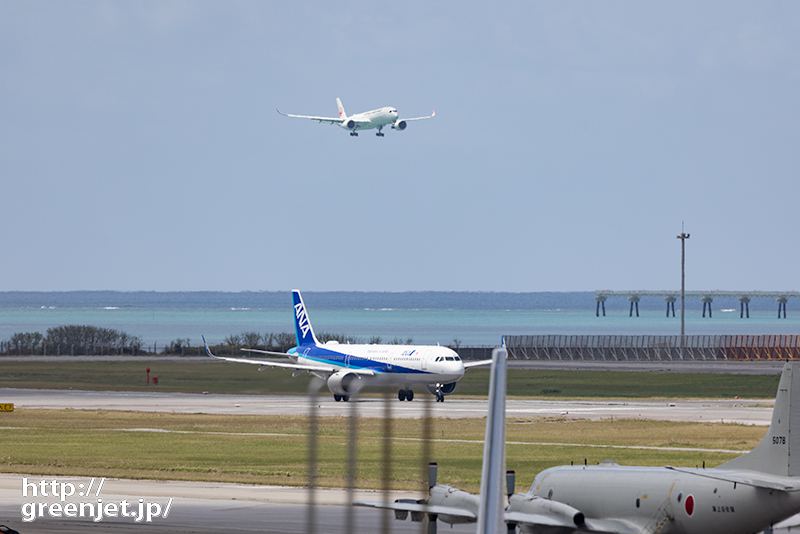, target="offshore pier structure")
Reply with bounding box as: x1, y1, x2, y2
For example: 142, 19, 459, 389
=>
504, 290, 800, 361
594, 290, 800, 318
